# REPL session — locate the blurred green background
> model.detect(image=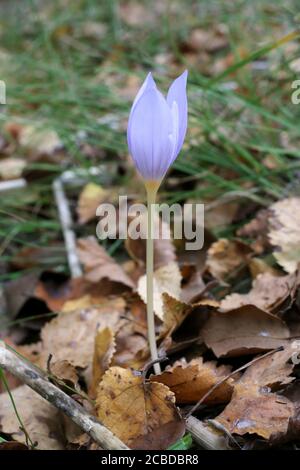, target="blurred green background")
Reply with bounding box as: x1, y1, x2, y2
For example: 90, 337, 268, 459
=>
0, 0, 300, 278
